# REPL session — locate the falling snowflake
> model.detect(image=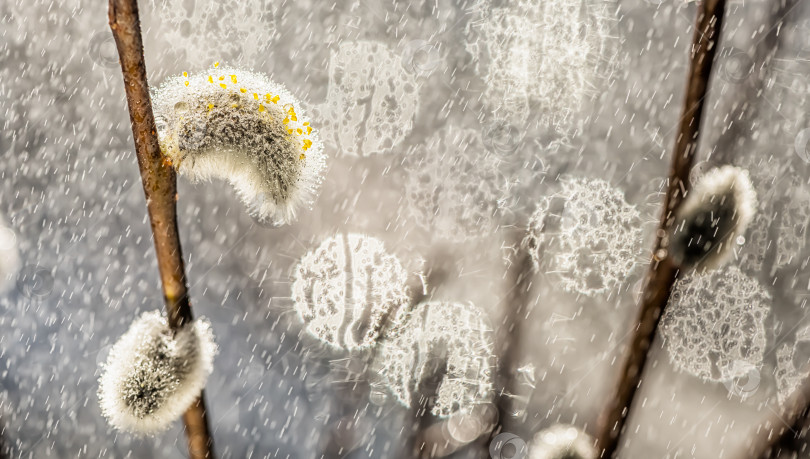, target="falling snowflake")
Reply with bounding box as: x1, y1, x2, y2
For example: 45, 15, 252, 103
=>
98, 310, 217, 434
